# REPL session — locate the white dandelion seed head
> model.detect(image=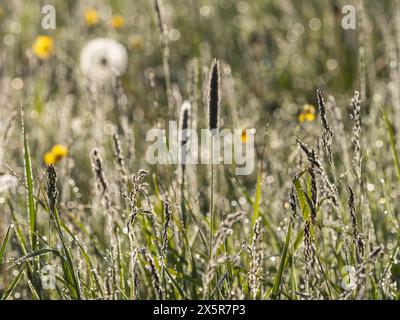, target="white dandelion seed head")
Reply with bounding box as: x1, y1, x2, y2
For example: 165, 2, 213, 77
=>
80, 38, 128, 83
